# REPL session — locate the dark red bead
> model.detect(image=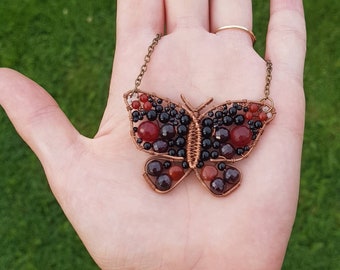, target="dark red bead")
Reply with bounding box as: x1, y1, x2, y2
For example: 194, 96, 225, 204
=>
220, 143, 235, 159
140, 93, 148, 102
155, 174, 172, 191
250, 103, 259, 113
152, 140, 168, 153
201, 165, 218, 181
131, 100, 140, 109
169, 166, 185, 181
146, 160, 163, 176
210, 178, 225, 195
143, 101, 152, 111
224, 167, 240, 184
230, 126, 252, 147
160, 124, 176, 139
215, 128, 229, 142
138, 121, 159, 142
